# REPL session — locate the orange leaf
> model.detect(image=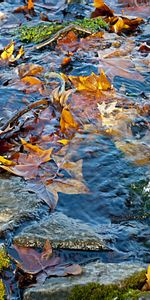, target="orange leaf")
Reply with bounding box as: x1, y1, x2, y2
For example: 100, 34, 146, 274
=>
60, 108, 78, 133
21, 76, 42, 86
28, 0, 34, 10
68, 70, 112, 92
